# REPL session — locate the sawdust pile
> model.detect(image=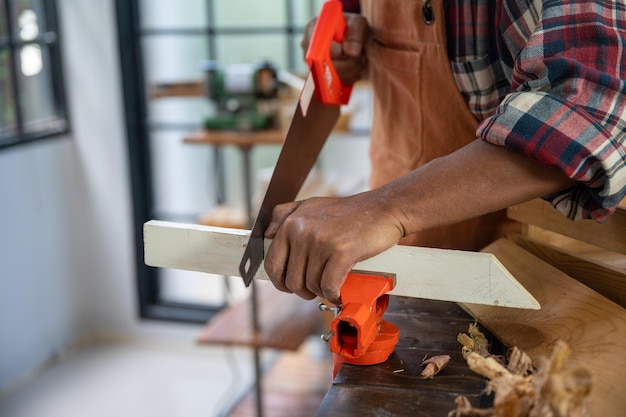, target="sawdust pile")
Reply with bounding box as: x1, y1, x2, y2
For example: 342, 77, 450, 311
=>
449, 324, 593, 417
